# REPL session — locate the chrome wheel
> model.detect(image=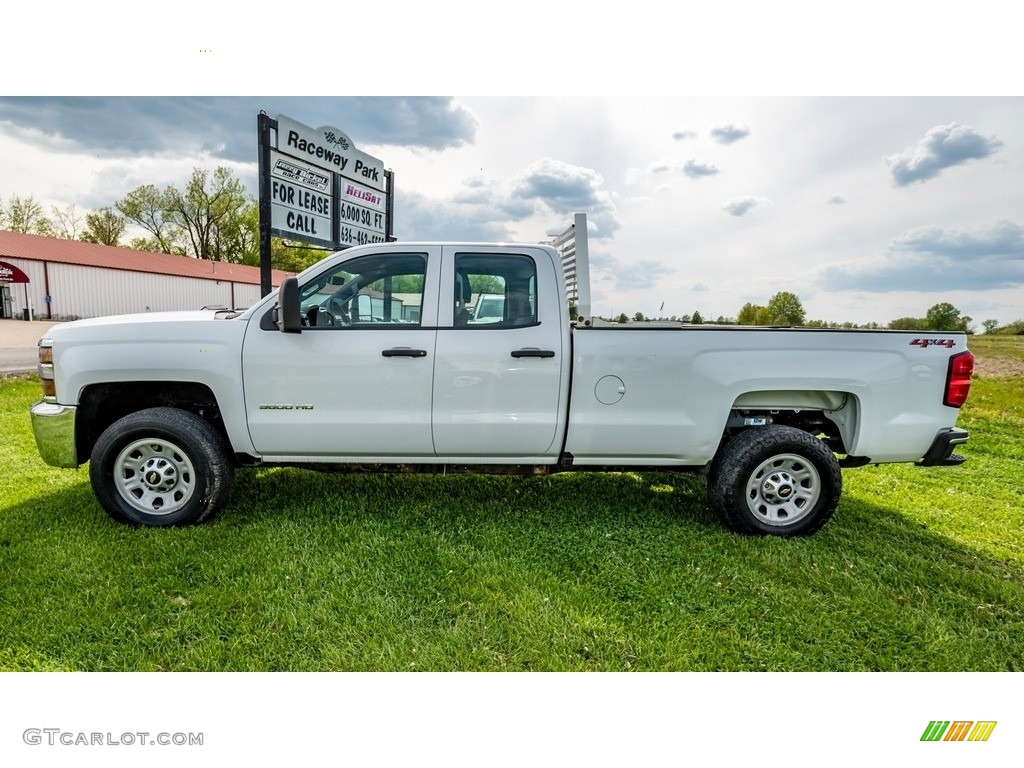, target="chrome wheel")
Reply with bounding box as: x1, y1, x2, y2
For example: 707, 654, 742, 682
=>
113, 438, 196, 516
